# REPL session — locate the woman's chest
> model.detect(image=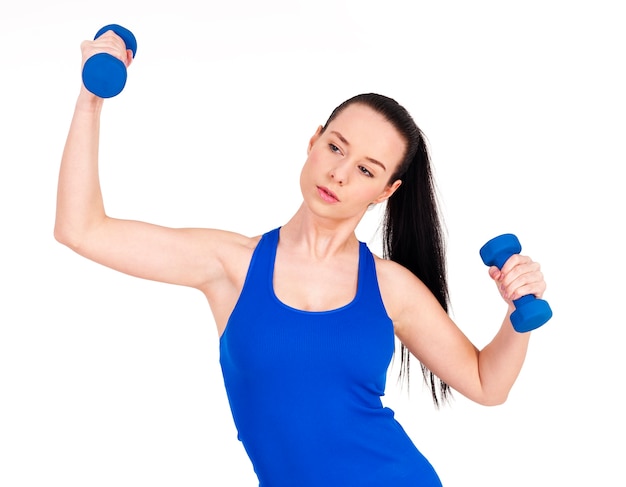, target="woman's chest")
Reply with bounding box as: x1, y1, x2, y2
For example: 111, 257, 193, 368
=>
273, 256, 358, 312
